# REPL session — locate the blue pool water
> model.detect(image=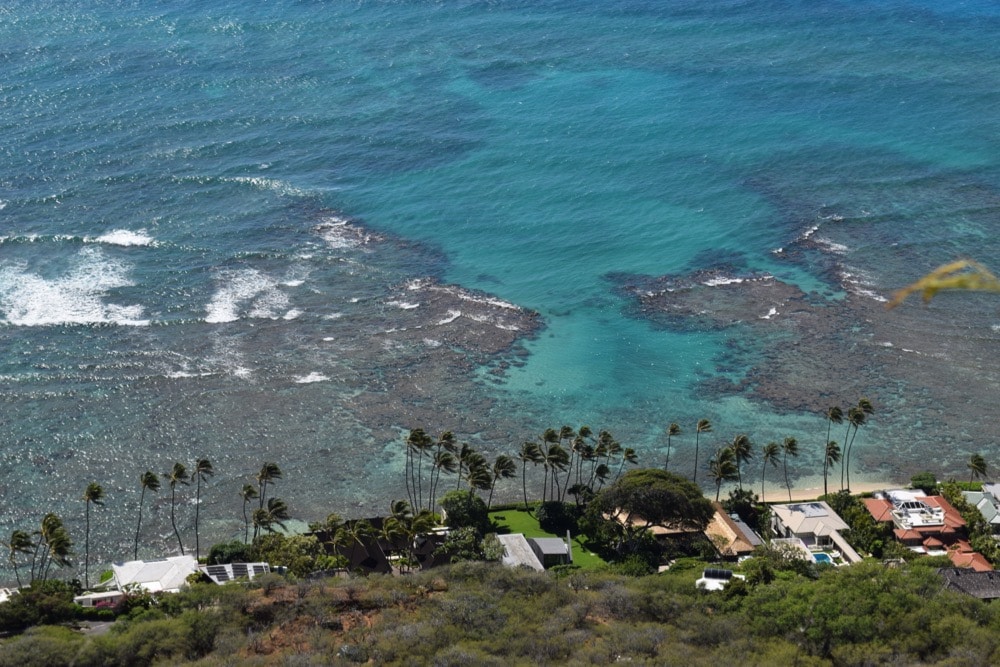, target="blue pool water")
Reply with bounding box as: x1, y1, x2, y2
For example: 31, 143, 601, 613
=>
813, 553, 834, 565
